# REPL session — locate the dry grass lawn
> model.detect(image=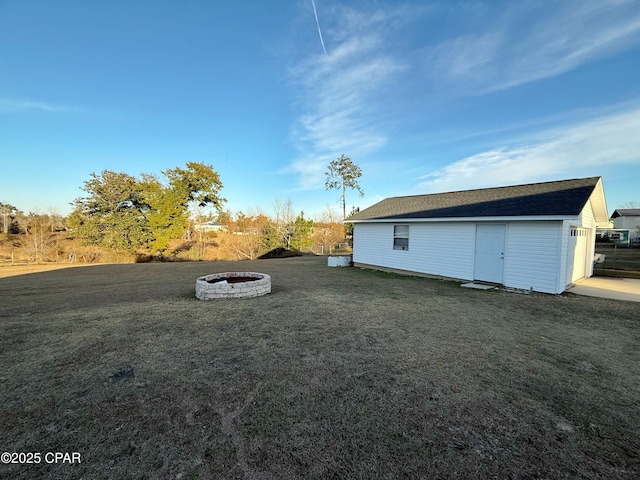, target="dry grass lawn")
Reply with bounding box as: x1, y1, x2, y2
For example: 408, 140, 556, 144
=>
0, 256, 638, 479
